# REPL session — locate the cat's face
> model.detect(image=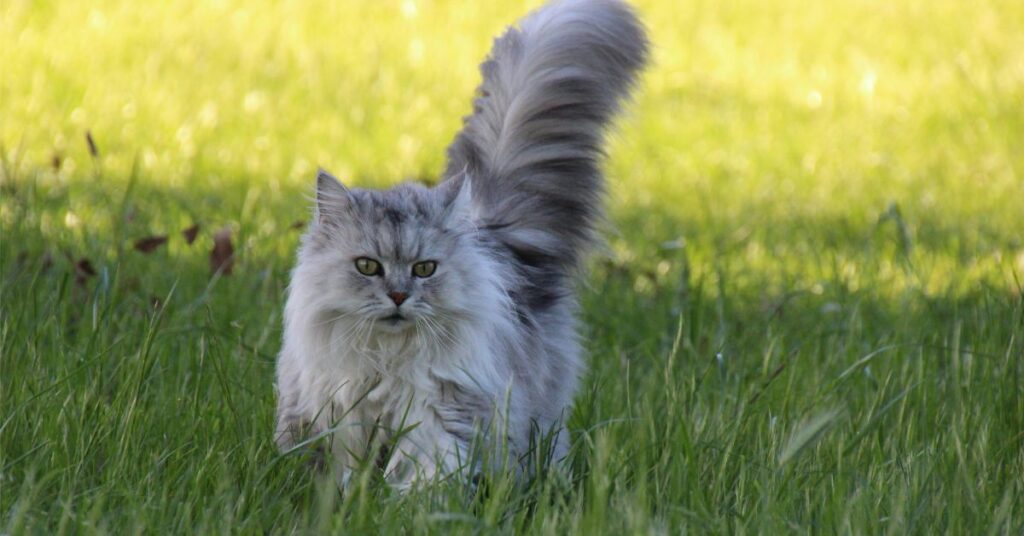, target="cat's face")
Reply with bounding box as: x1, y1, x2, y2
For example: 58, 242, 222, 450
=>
296, 171, 488, 337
